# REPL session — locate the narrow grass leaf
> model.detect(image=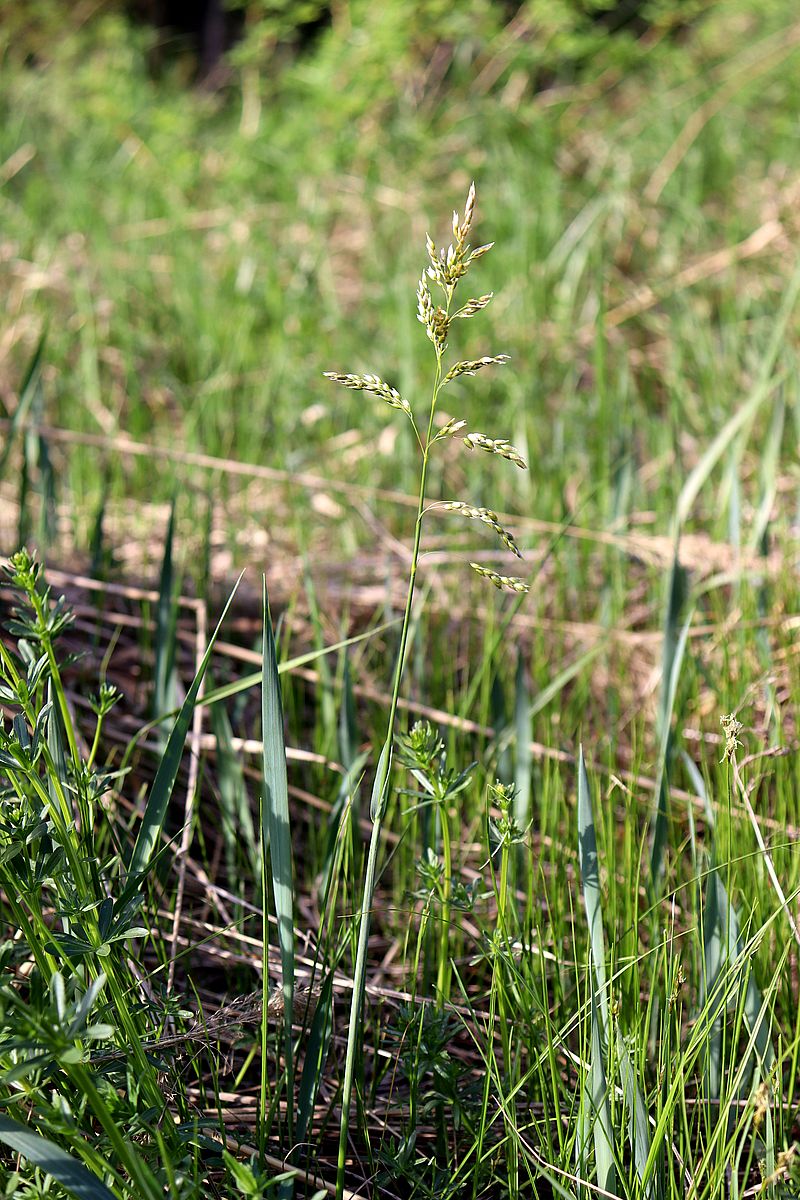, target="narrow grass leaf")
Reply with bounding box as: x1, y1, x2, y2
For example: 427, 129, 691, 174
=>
616, 1029, 656, 1199
577, 747, 608, 1032
0, 1116, 116, 1200
152, 498, 178, 732
127, 577, 240, 880
675, 256, 800, 529
0, 331, 46, 478
513, 650, 532, 834
296, 970, 335, 1147
650, 546, 691, 892
200, 618, 400, 708
588, 974, 617, 1196
211, 691, 260, 889
261, 575, 295, 1135
369, 737, 392, 822
749, 394, 784, 553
